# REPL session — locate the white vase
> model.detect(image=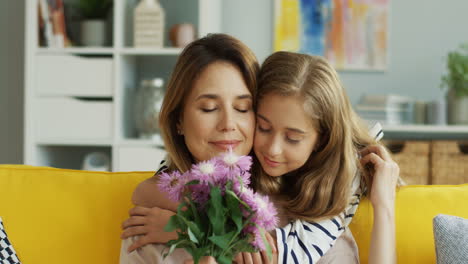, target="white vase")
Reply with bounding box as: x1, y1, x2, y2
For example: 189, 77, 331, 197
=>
81, 20, 106, 47
447, 89, 468, 124
134, 0, 165, 47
